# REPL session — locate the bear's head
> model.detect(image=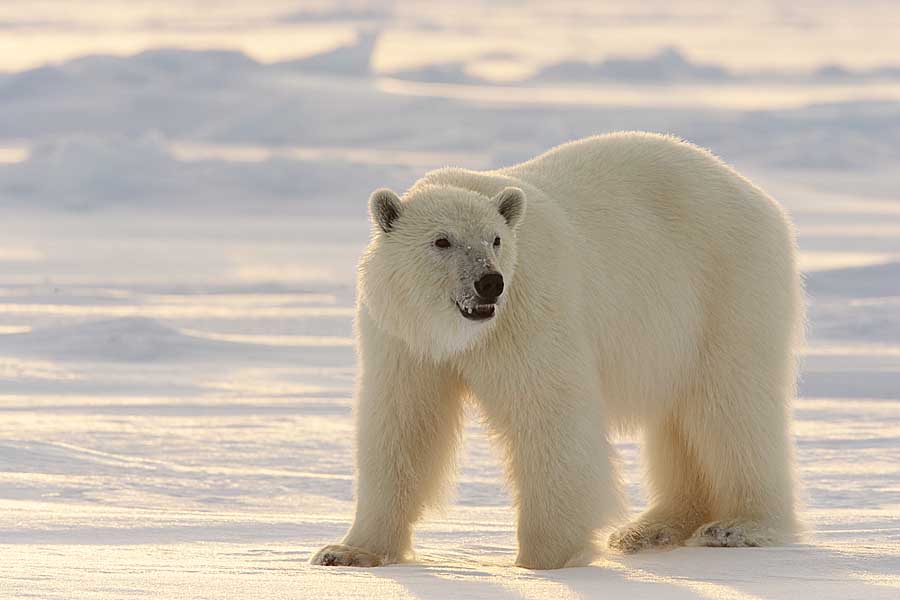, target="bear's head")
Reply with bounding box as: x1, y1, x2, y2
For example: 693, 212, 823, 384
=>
358, 184, 526, 361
